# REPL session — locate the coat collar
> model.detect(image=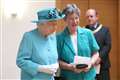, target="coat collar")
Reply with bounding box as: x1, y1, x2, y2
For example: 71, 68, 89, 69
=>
86, 22, 100, 30
63, 26, 84, 55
